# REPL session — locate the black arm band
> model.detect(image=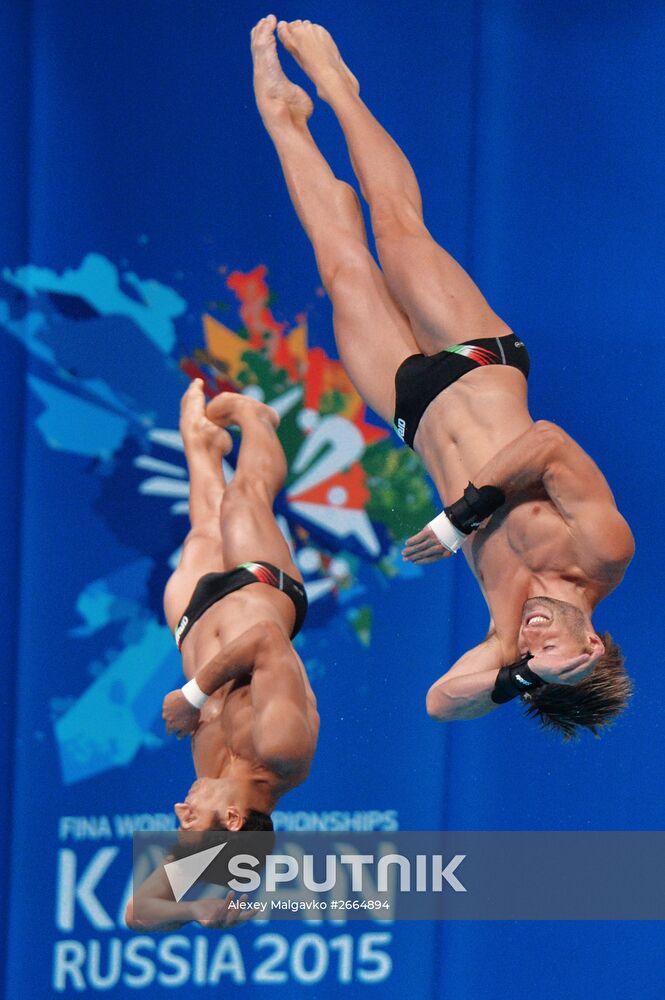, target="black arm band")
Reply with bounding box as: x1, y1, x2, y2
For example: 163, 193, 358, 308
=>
490, 655, 546, 704
445, 482, 506, 535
